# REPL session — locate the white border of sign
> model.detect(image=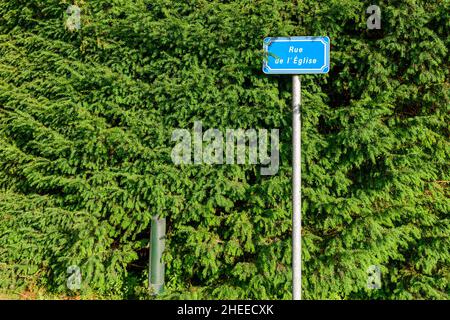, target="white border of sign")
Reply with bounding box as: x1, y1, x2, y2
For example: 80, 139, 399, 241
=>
263, 36, 330, 74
